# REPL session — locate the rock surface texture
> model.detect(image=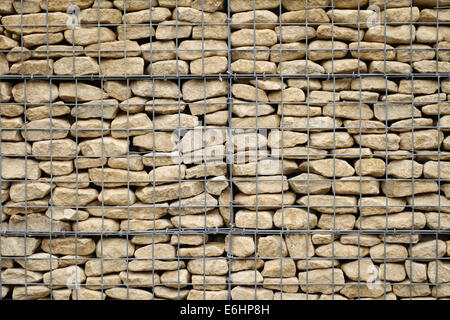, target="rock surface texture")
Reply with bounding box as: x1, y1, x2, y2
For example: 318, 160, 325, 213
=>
0, 0, 450, 300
